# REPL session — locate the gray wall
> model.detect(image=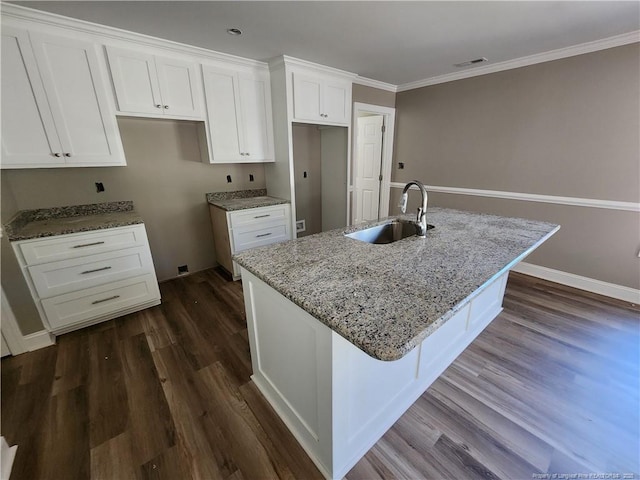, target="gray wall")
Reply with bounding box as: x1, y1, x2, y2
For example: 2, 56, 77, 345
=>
1, 116, 266, 334
353, 84, 396, 108
393, 44, 640, 289
292, 124, 322, 237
